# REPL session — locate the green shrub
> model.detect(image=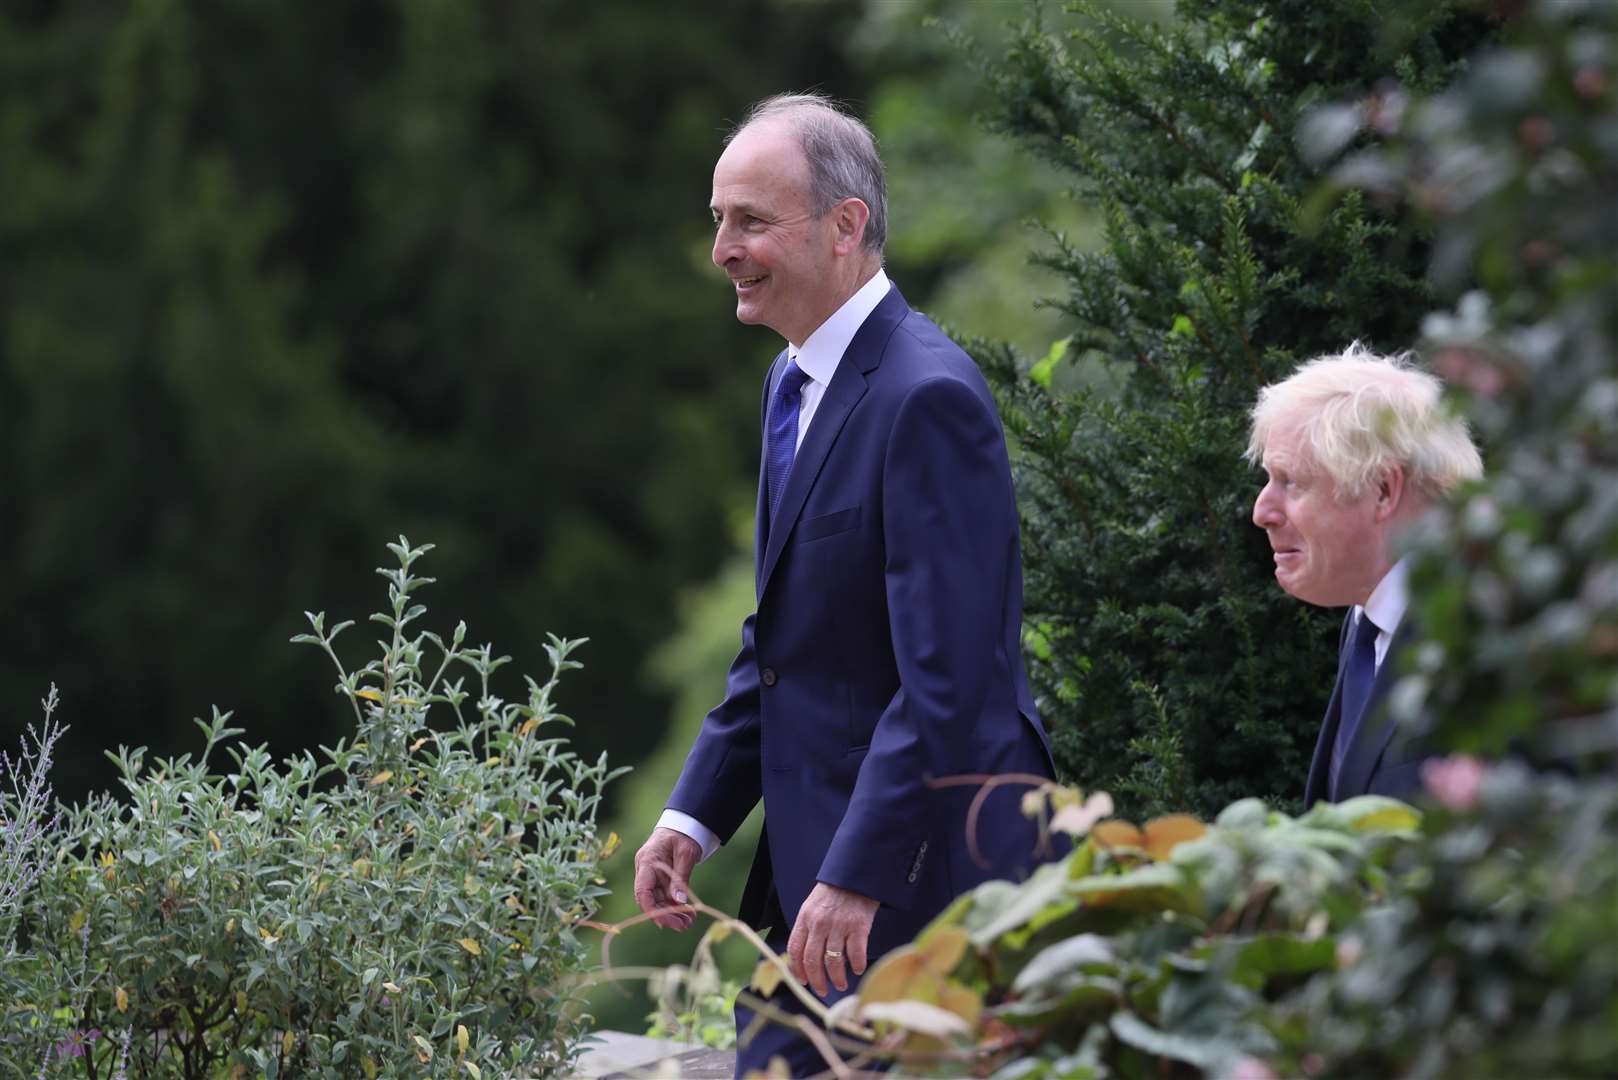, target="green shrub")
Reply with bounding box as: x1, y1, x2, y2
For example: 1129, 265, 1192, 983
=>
1, 538, 623, 1079
659, 785, 1419, 1078
1262, 764, 1618, 1078
968, 0, 1495, 817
